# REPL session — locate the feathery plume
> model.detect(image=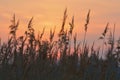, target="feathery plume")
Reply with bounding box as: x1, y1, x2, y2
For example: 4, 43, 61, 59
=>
40, 27, 45, 40
50, 27, 56, 42
59, 8, 67, 35
84, 10, 90, 32
102, 23, 109, 37
69, 16, 74, 35
28, 17, 33, 28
